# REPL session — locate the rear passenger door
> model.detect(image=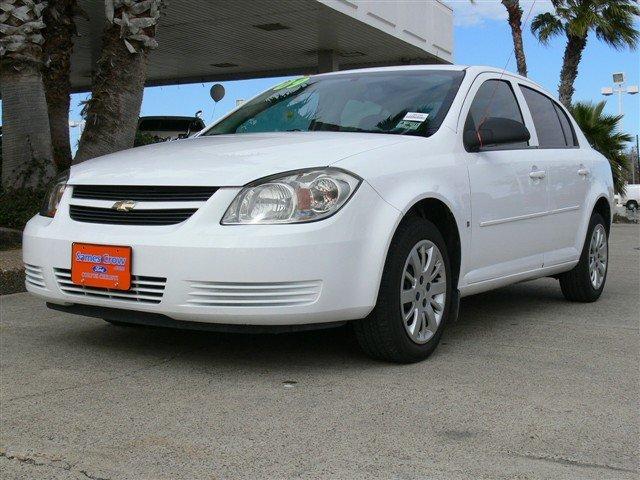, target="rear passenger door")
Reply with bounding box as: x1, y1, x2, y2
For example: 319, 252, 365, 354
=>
519, 86, 588, 265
